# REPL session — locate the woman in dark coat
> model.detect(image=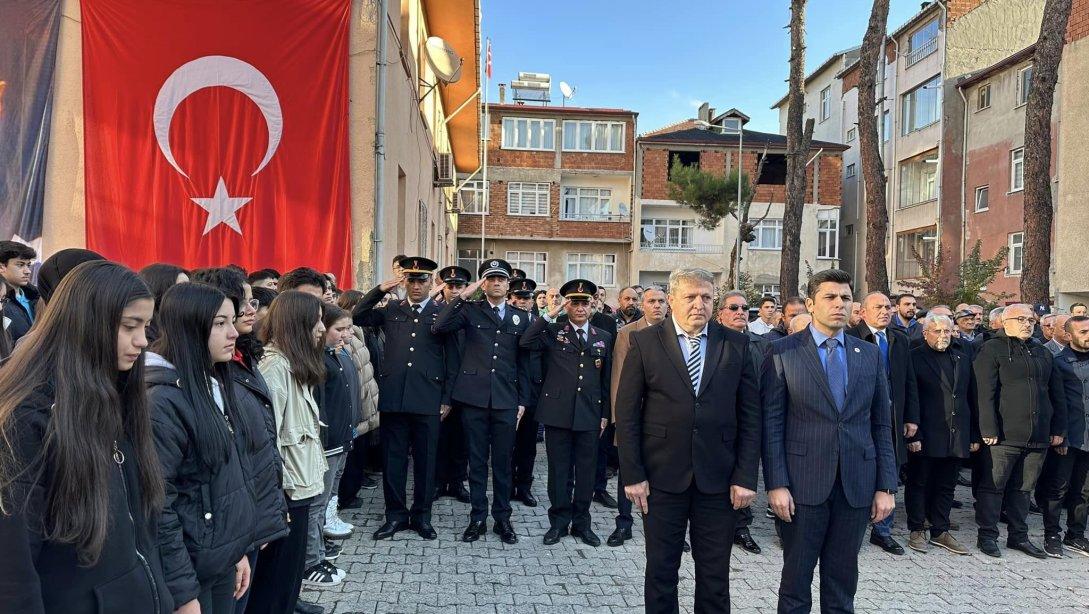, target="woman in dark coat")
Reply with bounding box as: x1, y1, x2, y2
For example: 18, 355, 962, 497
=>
0, 260, 171, 613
